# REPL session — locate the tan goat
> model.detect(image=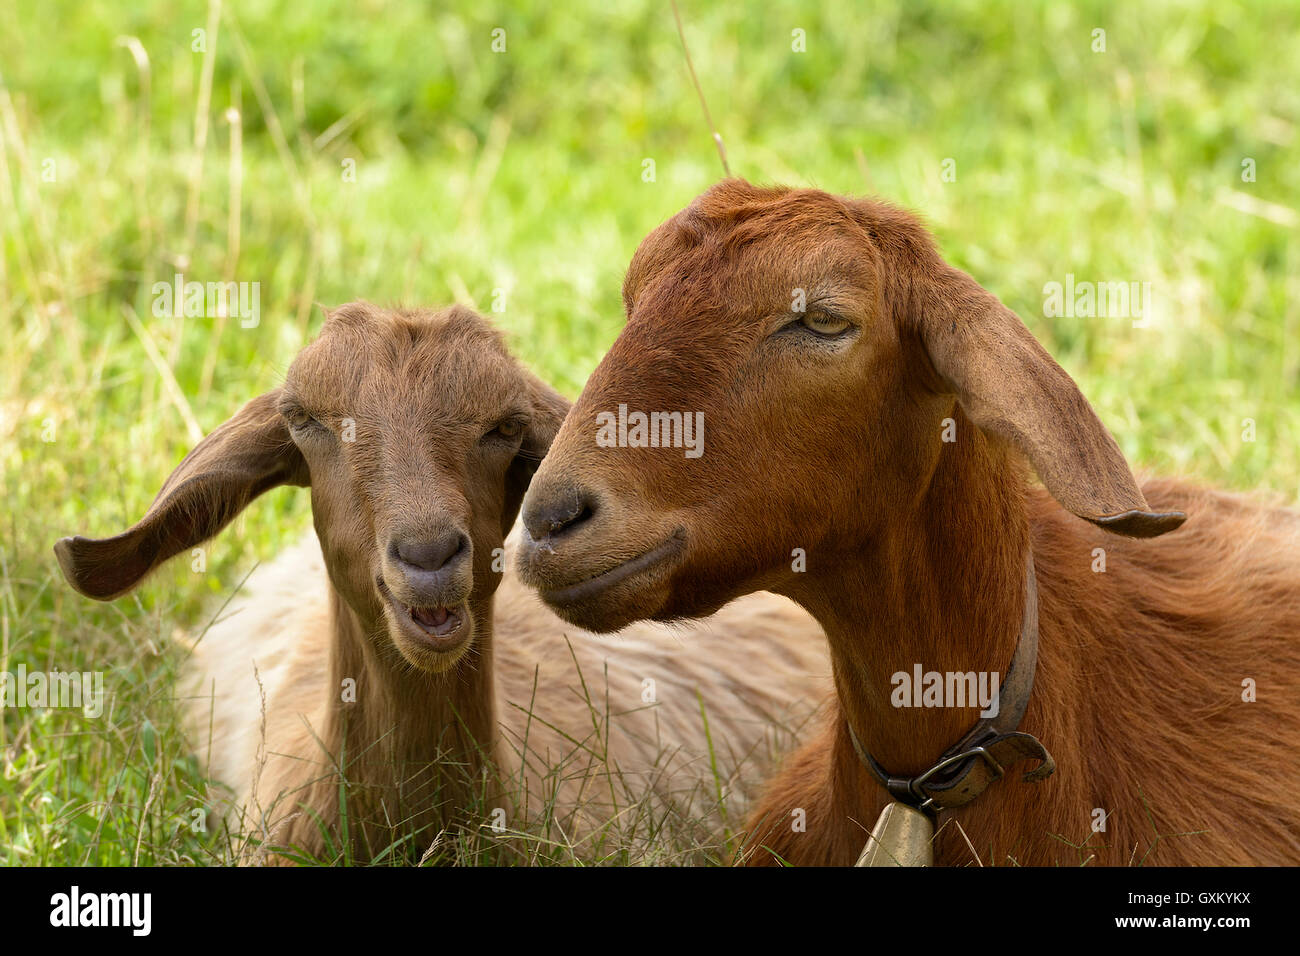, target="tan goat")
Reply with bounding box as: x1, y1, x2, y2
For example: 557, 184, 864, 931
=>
55, 302, 829, 864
